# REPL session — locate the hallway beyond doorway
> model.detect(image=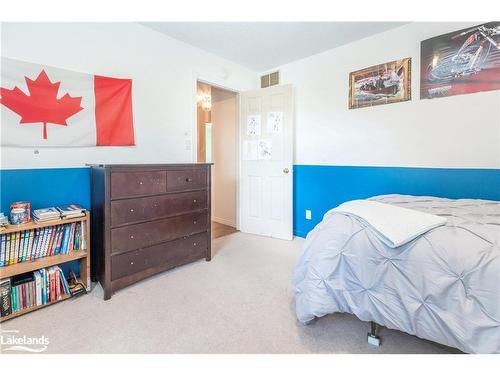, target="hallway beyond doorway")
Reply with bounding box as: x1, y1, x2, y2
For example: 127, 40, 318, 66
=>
212, 221, 237, 239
